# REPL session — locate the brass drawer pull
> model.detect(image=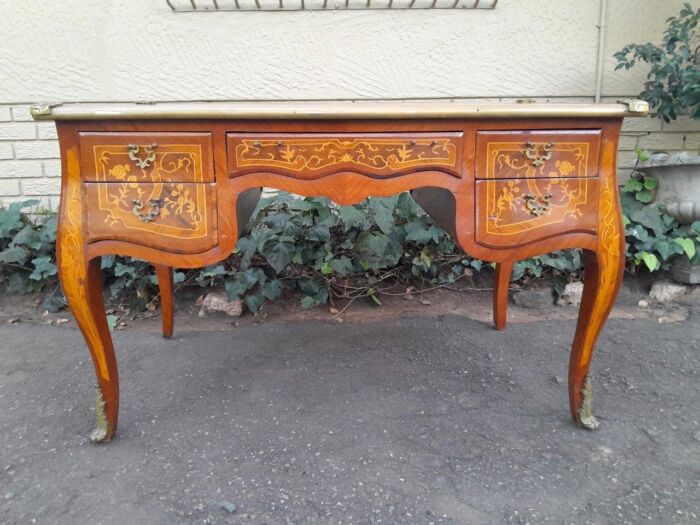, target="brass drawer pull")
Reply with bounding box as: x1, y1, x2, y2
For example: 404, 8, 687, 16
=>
523, 142, 554, 167
523, 193, 553, 216
127, 143, 158, 169
131, 198, 162, 223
